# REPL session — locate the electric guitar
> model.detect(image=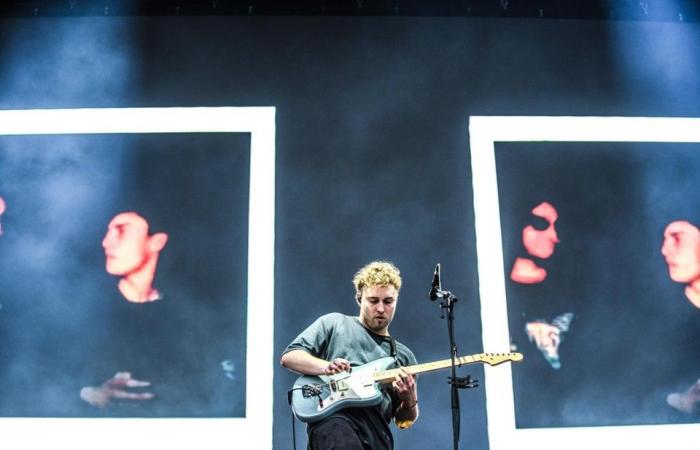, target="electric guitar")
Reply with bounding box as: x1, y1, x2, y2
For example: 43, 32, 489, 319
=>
289, 352, 523, 423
